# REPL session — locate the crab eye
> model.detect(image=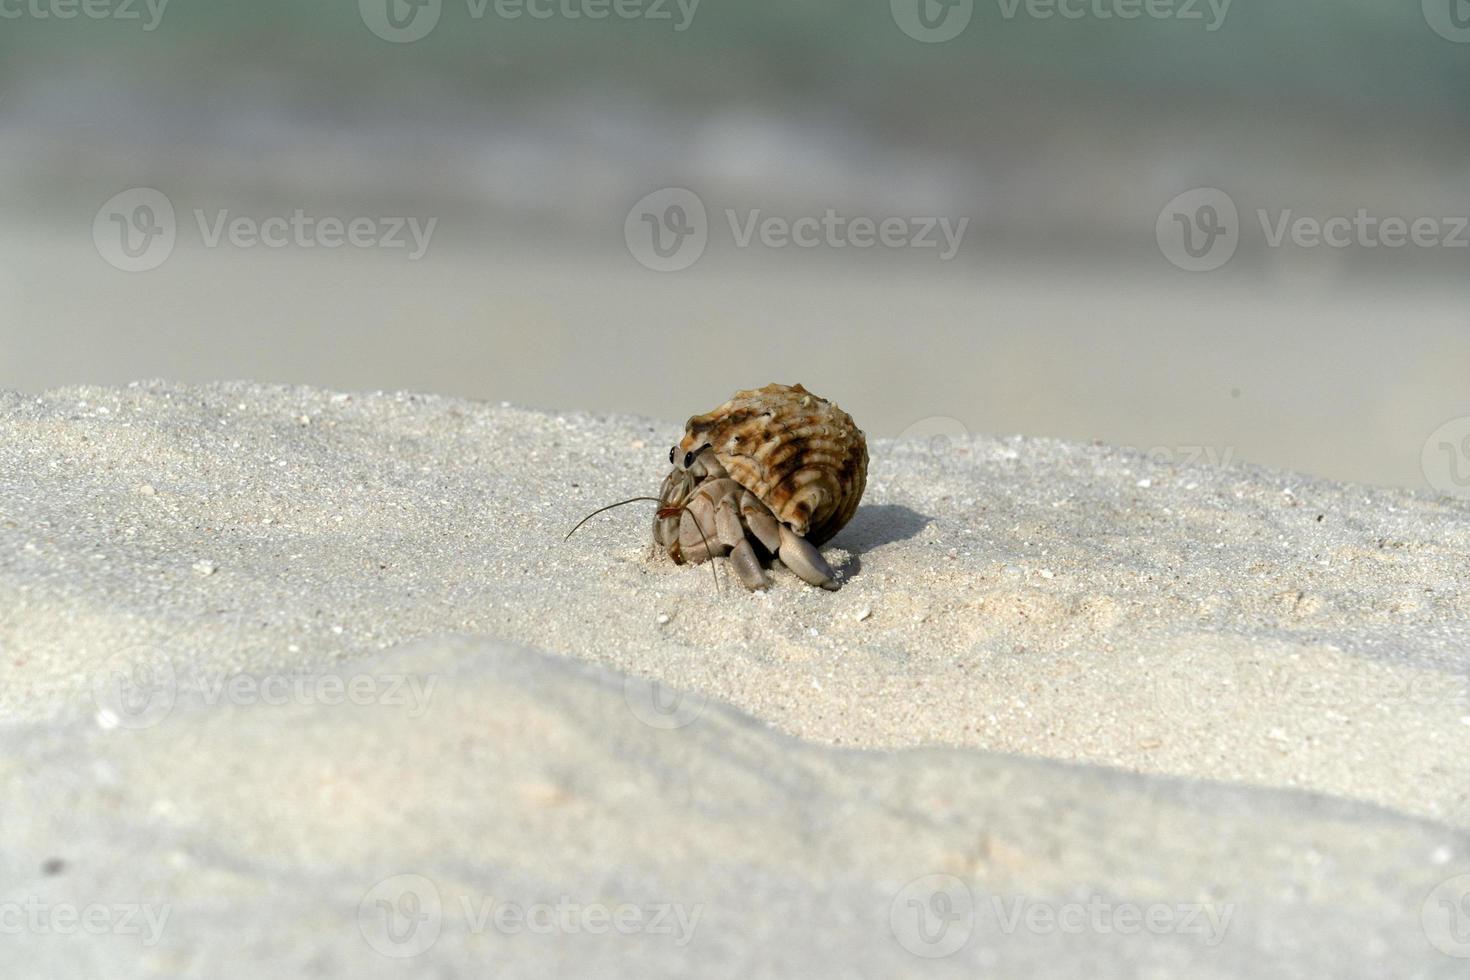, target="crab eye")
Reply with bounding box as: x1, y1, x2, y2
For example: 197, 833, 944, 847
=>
669, 446, 676, 464
683, 451, 695, 468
